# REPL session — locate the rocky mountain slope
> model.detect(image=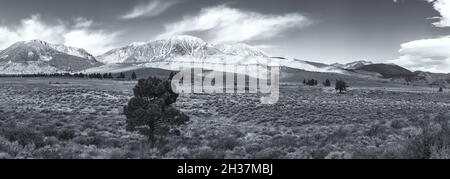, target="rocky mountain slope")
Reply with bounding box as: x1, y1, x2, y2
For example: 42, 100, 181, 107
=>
0, 40, 102, 74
